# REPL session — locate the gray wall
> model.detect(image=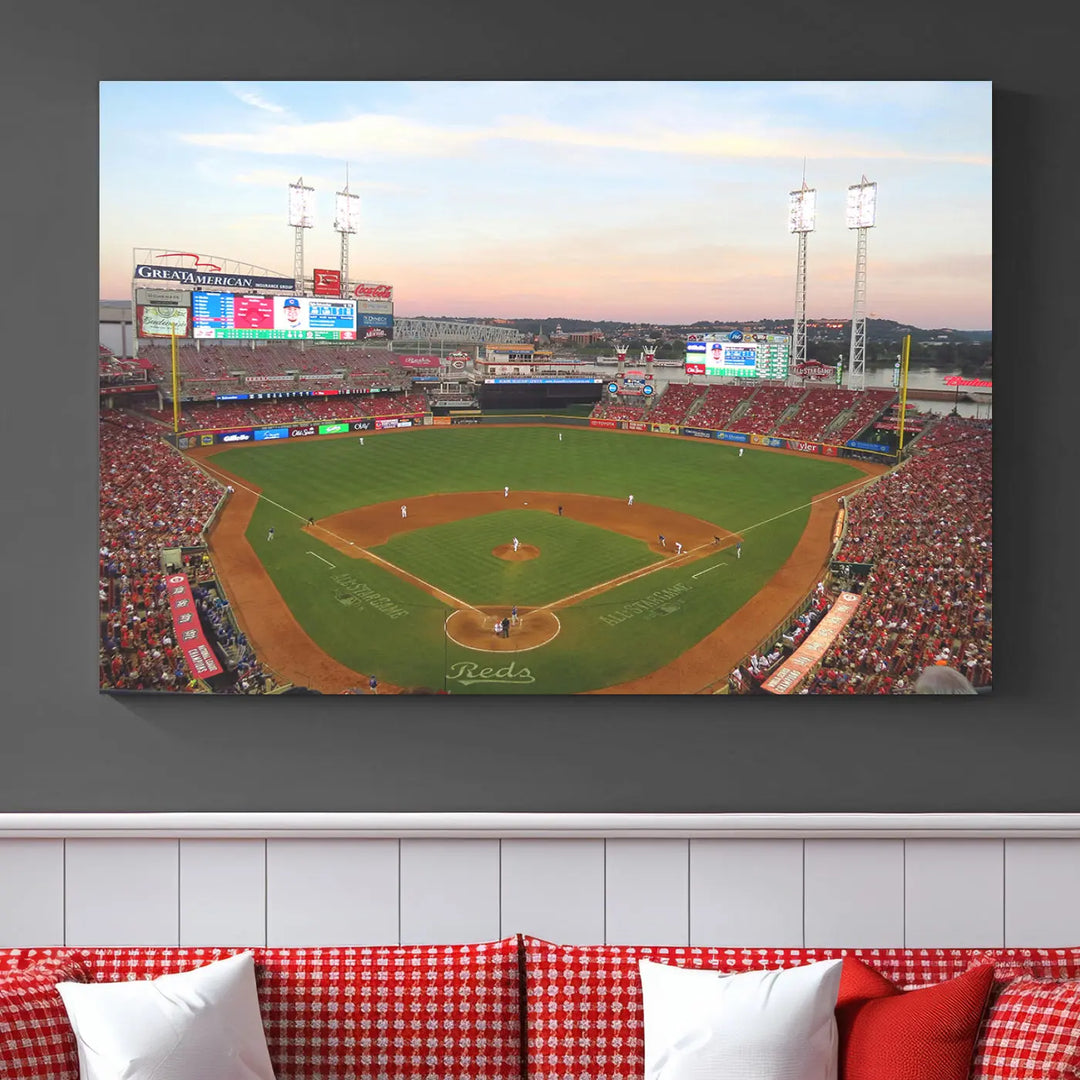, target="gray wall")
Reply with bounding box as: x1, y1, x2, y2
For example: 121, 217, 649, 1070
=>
0, 7, 1074, 814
